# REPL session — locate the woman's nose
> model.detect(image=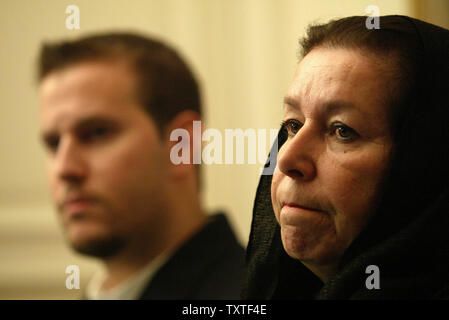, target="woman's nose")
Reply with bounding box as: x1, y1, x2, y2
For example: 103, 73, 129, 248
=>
276, 123, 317, 181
